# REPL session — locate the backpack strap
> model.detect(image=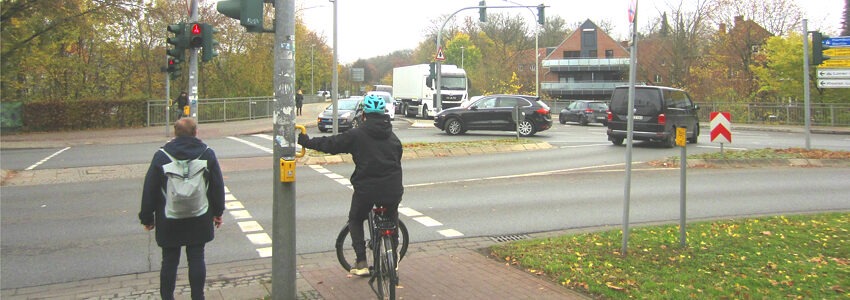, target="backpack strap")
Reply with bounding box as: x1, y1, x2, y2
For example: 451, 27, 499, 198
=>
159, 147, 208, 162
